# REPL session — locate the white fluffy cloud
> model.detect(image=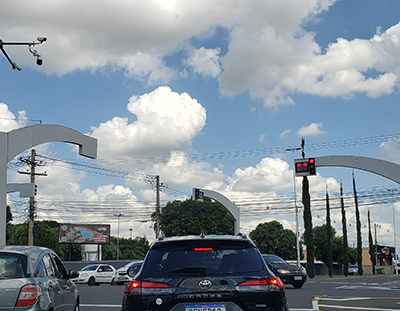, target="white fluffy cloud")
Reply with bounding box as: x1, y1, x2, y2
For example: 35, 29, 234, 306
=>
90, 86, 207, 159
7, 0, 400, 106
296, 123, 327, 137
184, 47, 222, 78
0, 103, 27, 131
